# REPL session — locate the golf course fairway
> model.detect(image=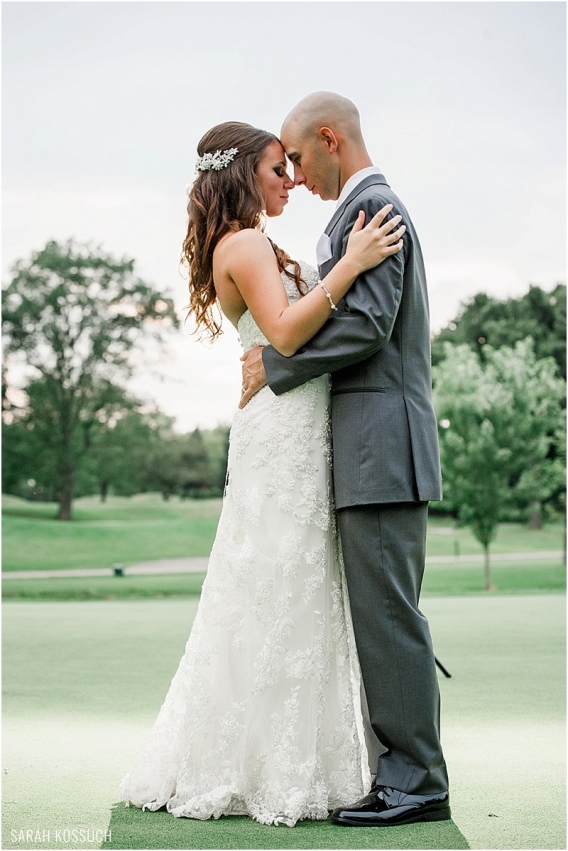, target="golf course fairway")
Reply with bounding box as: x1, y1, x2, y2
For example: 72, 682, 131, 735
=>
2, 593, 565, 849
